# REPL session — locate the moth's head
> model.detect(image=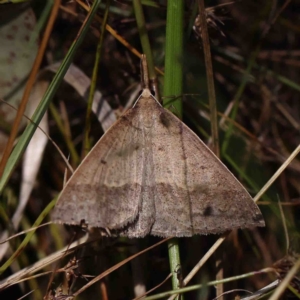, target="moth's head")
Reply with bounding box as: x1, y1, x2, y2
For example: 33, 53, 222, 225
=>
133, 87, 161, 109
141, 88, 152, 98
